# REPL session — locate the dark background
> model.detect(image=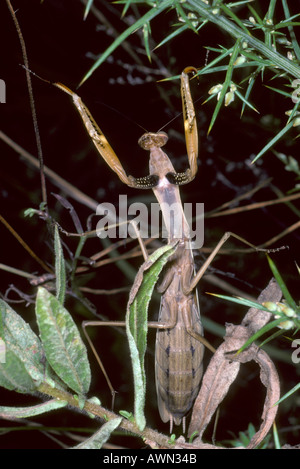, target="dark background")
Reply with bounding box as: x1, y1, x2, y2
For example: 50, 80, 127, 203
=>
0, 0, 299, 448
